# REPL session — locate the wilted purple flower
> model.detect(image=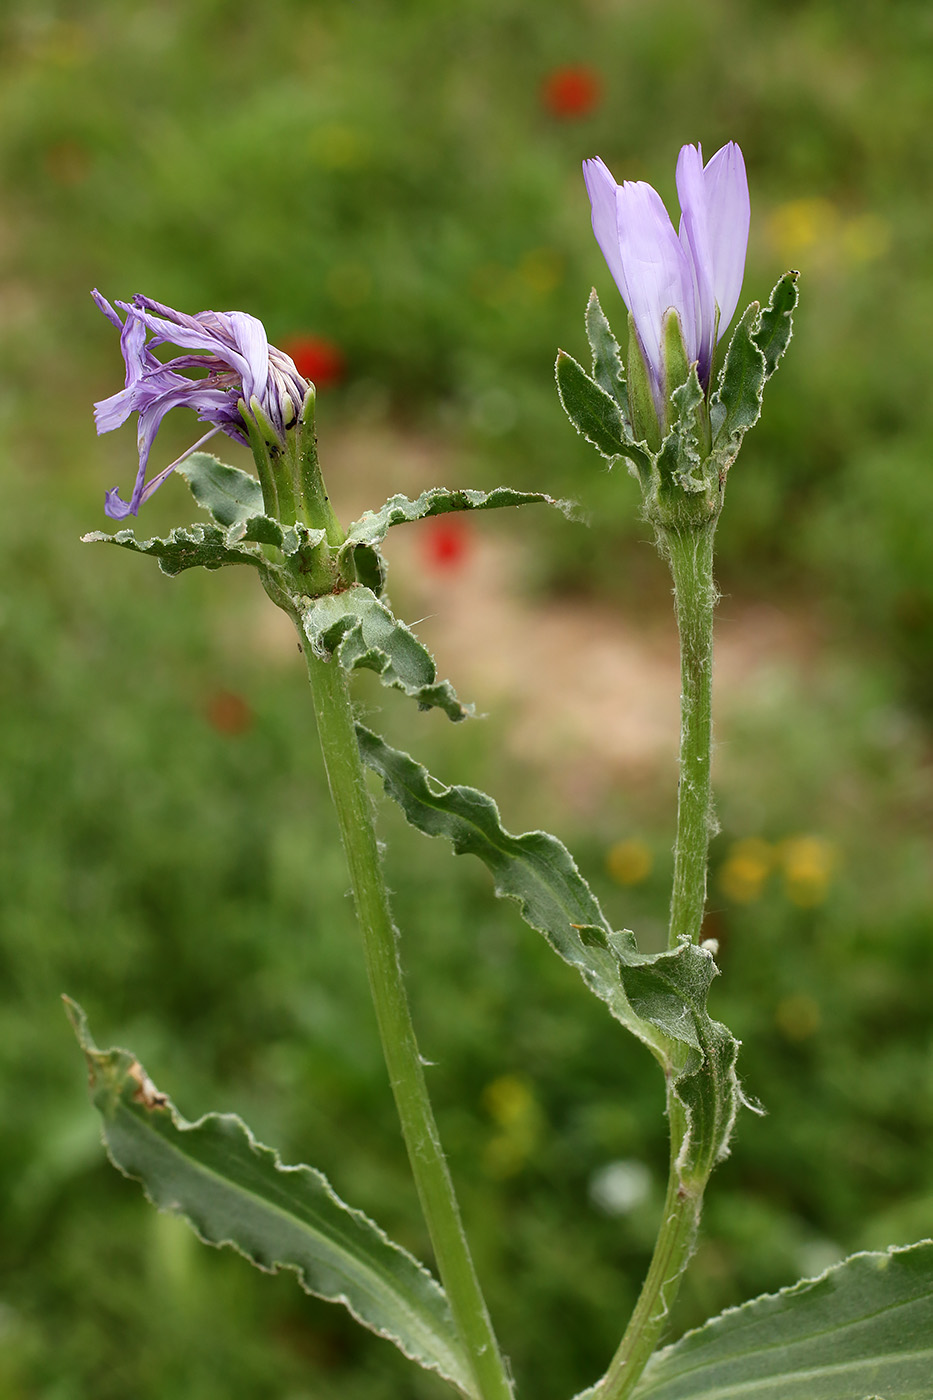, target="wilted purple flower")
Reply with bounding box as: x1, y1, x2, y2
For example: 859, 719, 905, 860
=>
93, 292, 309, 519
583, 143, 750, 418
